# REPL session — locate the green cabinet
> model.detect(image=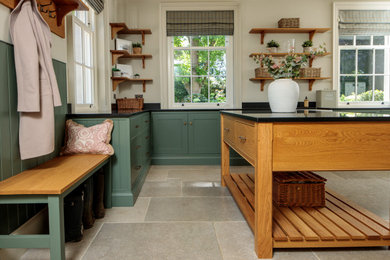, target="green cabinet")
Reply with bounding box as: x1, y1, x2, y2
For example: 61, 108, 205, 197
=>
152, 111, 221, 164
71, 112, 151, 206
